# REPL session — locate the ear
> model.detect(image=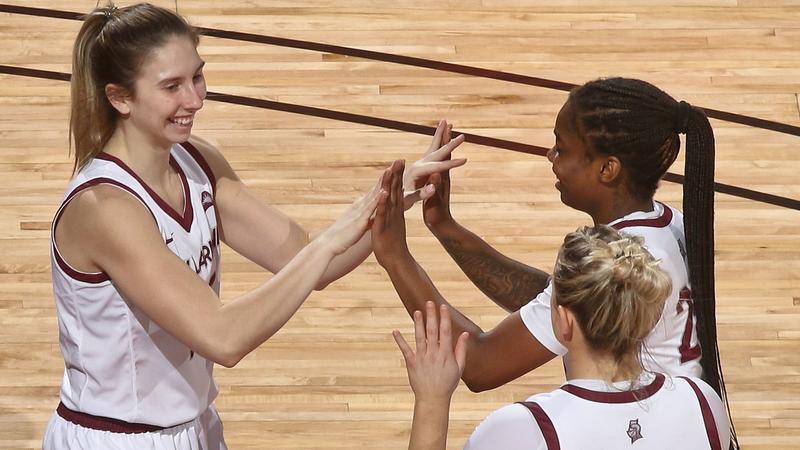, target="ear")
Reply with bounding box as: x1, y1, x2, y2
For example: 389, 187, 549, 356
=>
105, 83, 131, 115
555, 305, 575, 343
598, 155, 622, 184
